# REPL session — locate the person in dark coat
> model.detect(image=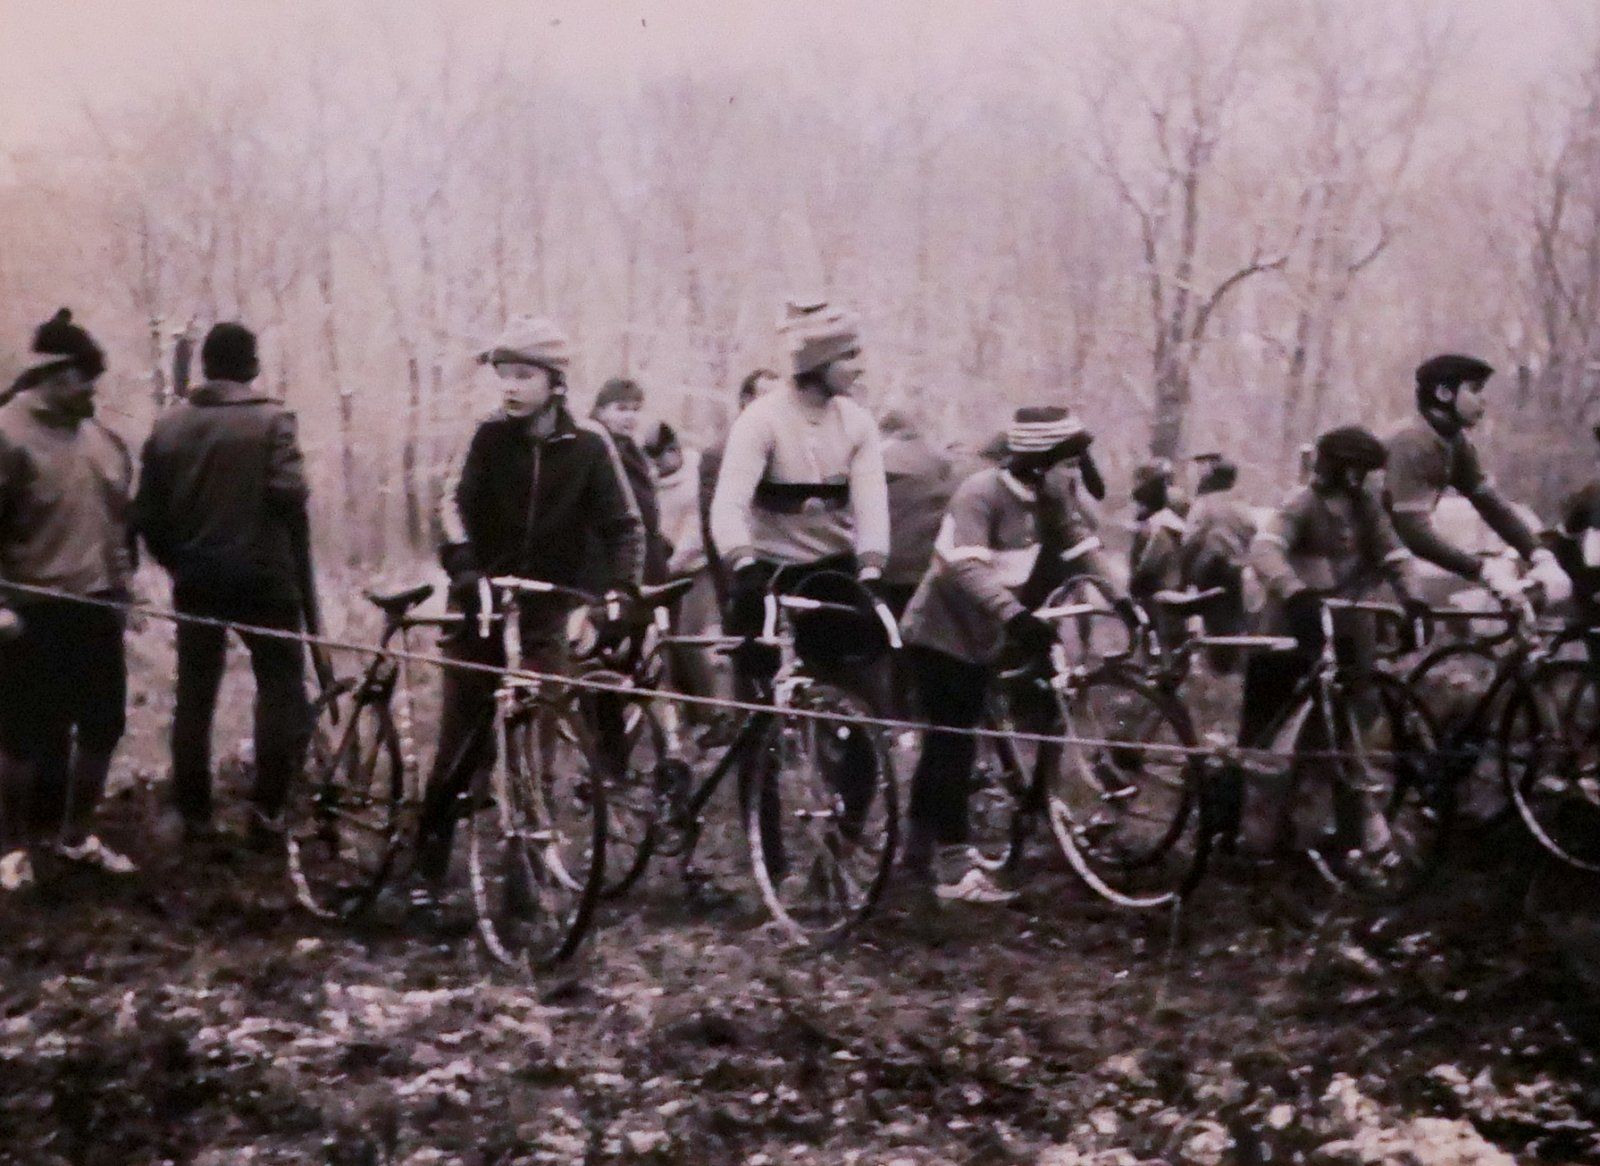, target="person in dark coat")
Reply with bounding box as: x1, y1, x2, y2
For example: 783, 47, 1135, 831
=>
136, 322, 312, 845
